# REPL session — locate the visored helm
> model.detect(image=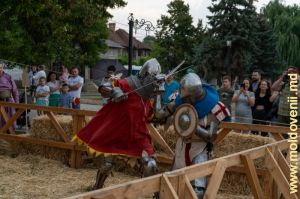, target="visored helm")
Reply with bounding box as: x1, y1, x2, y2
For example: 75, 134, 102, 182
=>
180, 73, 203, 98
139, 58, 161, 77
